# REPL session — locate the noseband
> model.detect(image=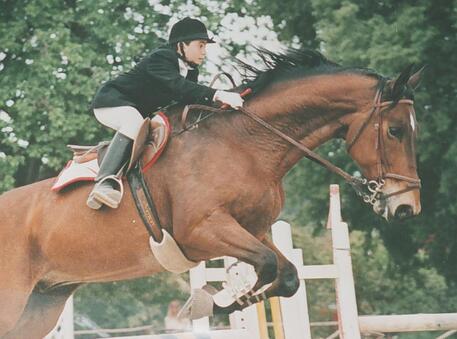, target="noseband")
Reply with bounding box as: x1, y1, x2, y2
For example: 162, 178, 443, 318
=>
180, 82, 421, 206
